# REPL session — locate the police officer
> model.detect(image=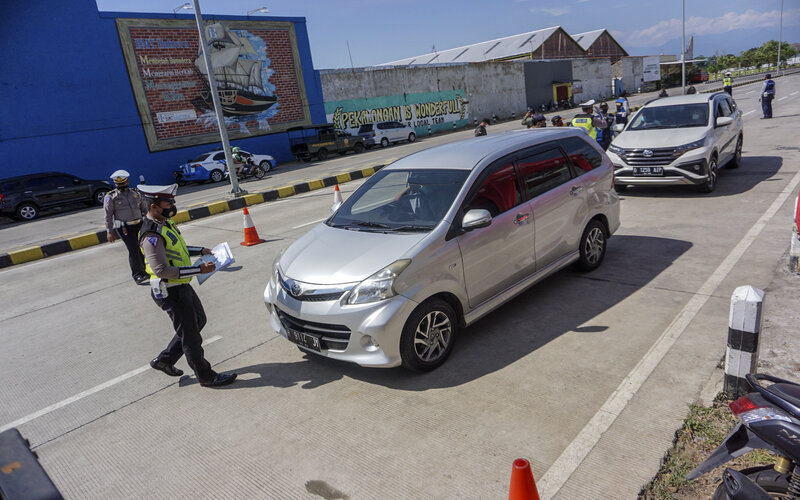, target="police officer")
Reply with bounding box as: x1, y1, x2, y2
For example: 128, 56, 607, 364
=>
138, 184, 237, 388
723, 72, 733, 96
571, 100, 607, 145
614, 92, 630, 125
104, 170, 148, 285
598, 102, 614, 150
759, 73, 776, 119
